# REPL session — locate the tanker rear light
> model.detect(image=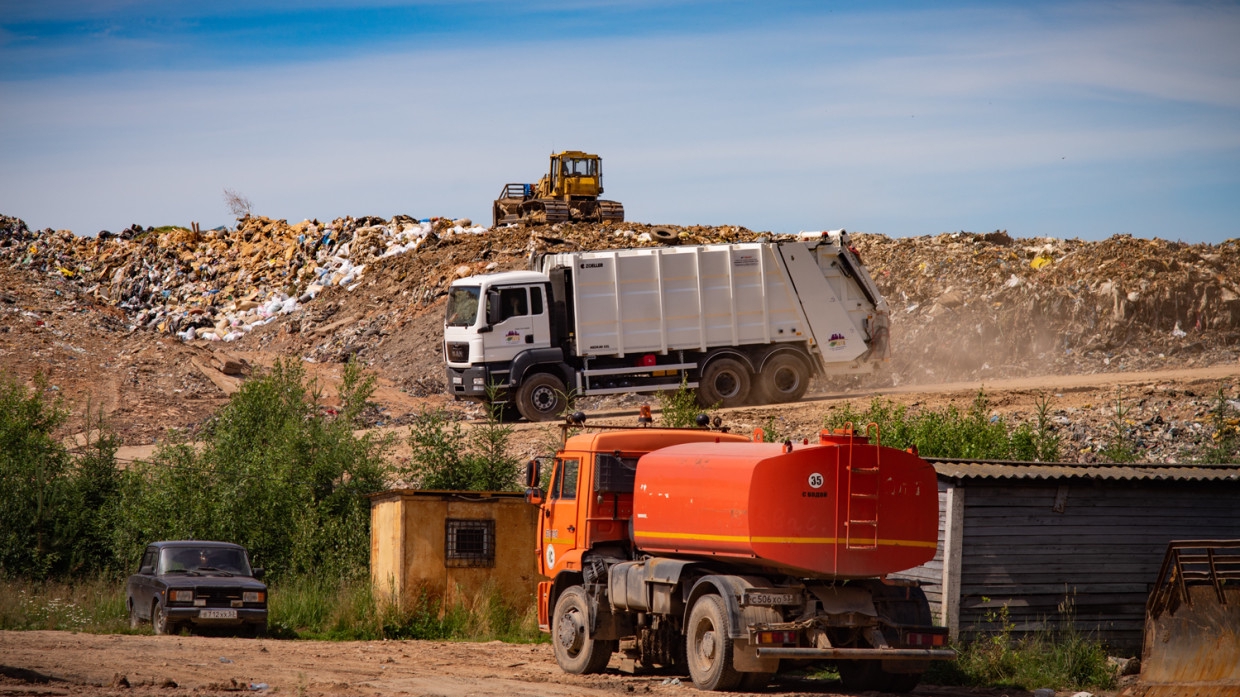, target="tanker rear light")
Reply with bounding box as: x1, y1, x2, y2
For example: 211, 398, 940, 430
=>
755, 630, 798, 645
904, 631, 949, 647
